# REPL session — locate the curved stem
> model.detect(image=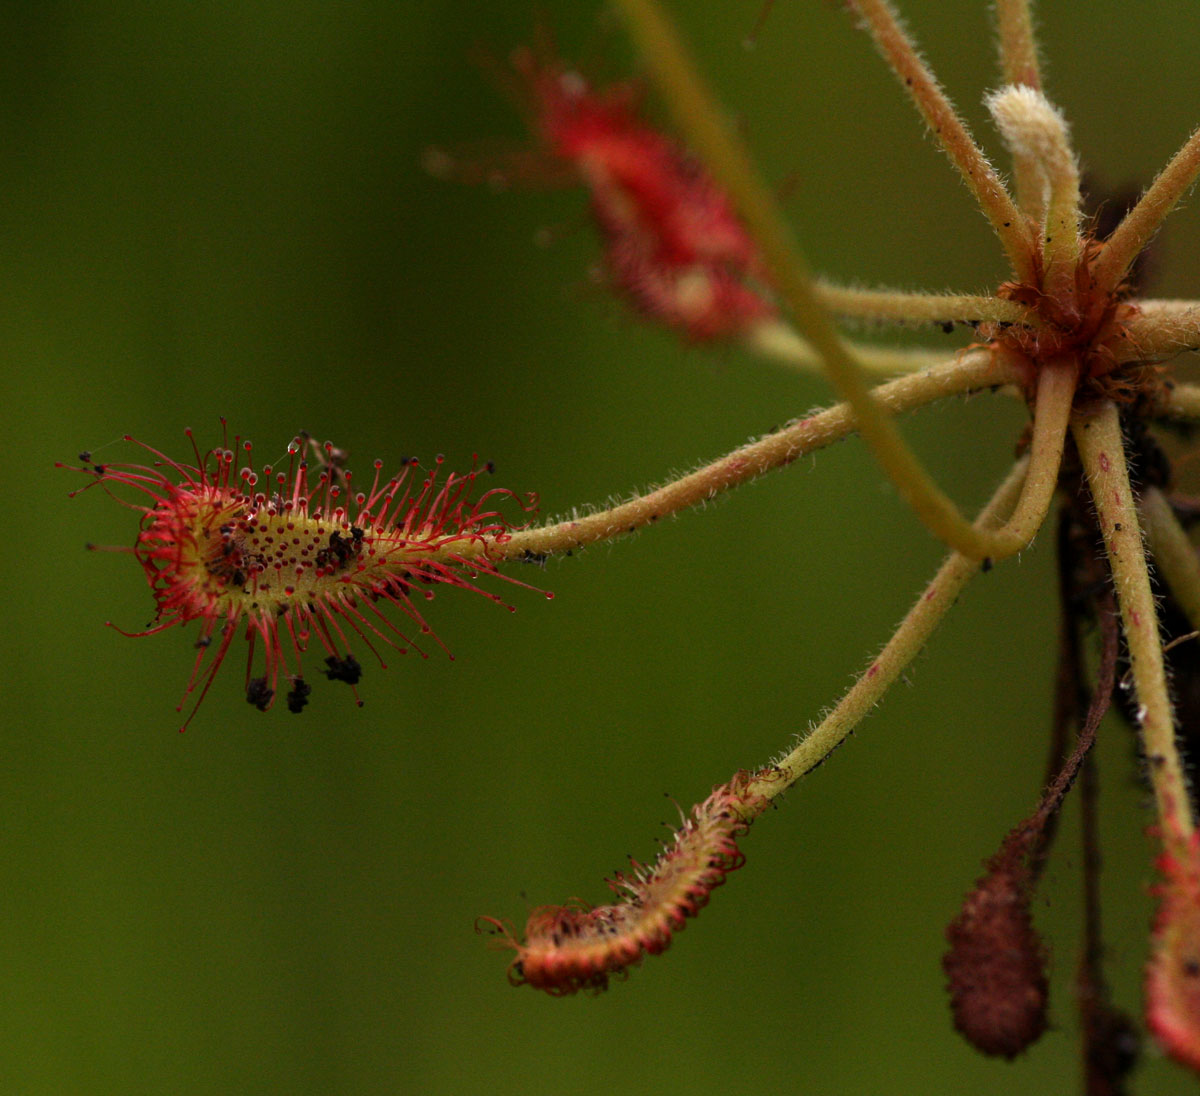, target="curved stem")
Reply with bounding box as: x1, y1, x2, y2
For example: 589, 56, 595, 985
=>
909, 352, 1074, 566
985, 82, 1081, 298
962, 355, 1075, 562
612, 0, 1050, 560
452, 349, 1015, 565
1073, 403, 1195, 846
745, 456, 1030, 805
